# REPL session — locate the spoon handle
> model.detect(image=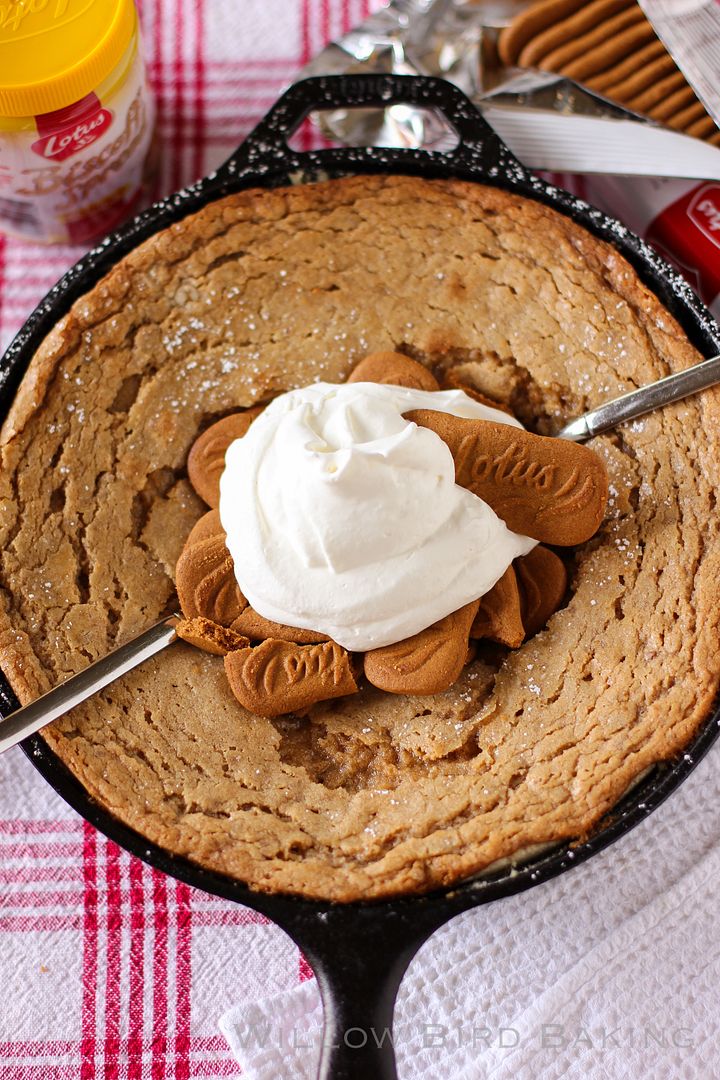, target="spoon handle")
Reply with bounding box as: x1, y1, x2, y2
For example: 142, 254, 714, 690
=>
0, 615, 179, 754
557, 353, 720, 442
